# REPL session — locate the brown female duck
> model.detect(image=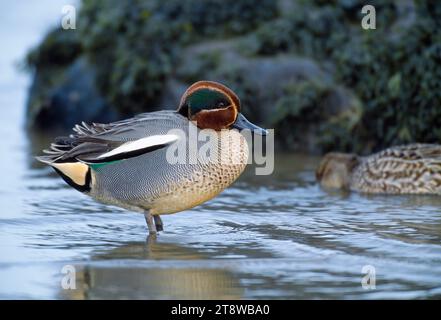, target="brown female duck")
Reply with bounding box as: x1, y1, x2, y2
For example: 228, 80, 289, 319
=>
316, 144, 441, 194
